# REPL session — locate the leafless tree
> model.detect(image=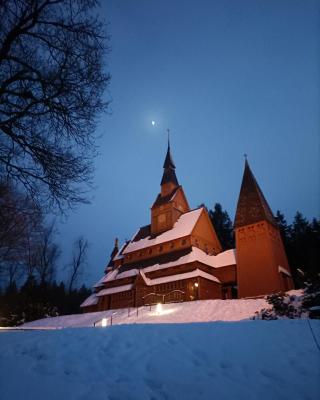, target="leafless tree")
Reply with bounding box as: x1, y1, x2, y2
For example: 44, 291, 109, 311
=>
0, 180, 42, 281
0, 0, 110, 212
34, 222, 60, 284
68, 236, 88, 292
